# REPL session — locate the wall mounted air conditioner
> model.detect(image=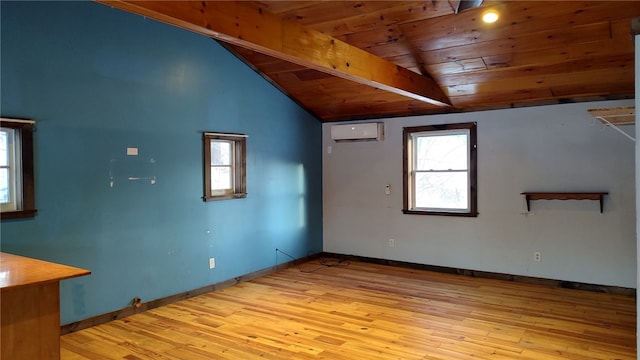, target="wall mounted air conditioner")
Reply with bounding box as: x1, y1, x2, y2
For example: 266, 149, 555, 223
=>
330, 122, 384, 142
